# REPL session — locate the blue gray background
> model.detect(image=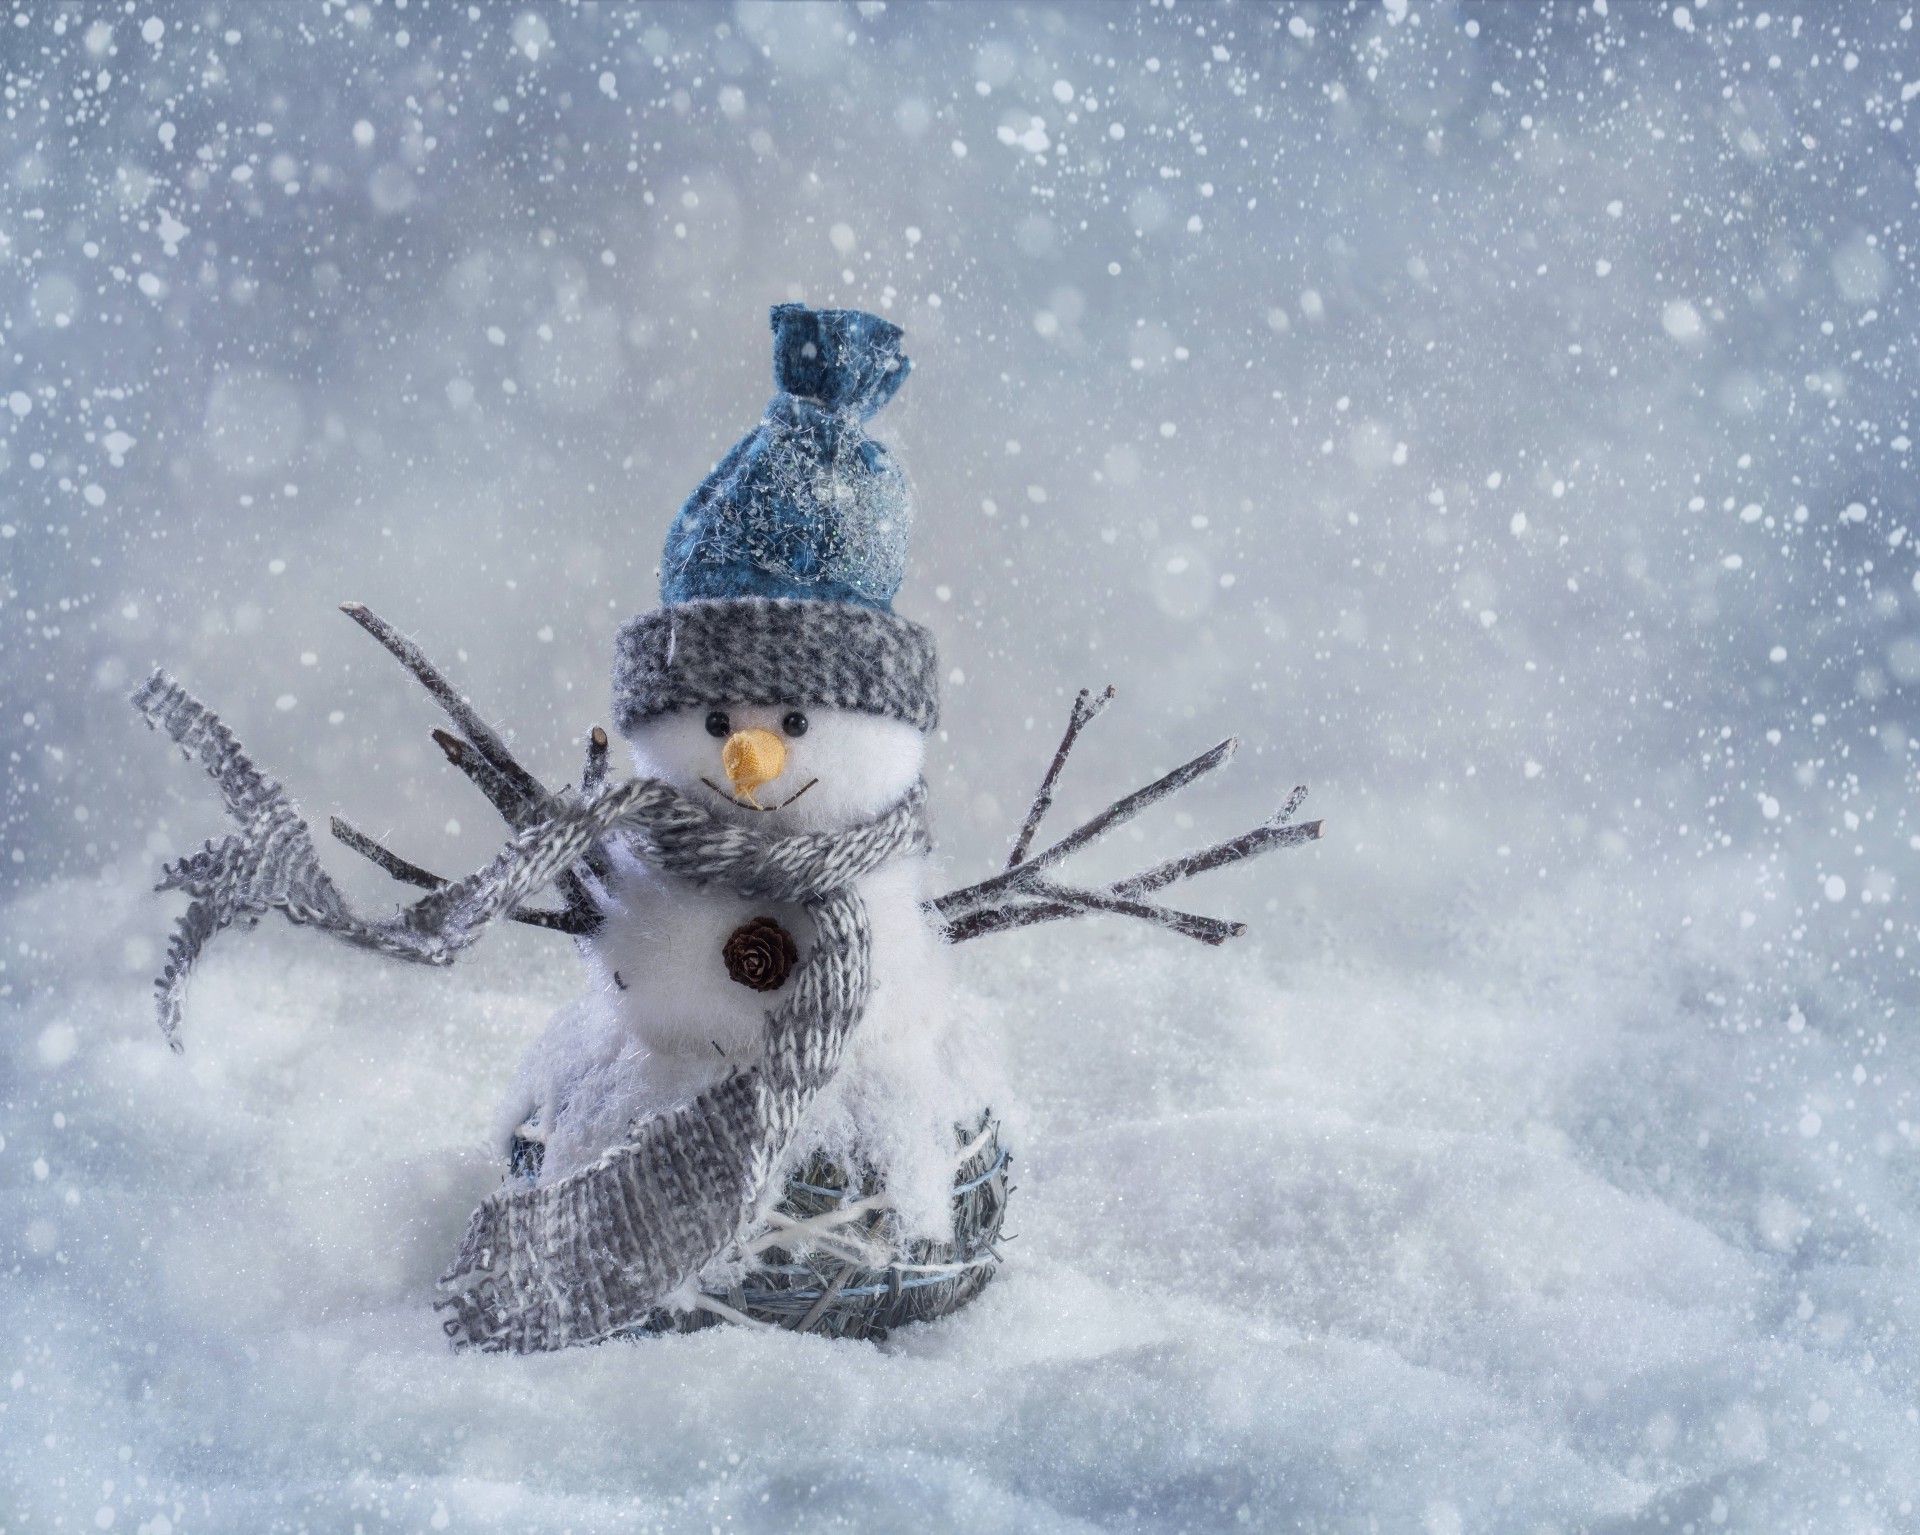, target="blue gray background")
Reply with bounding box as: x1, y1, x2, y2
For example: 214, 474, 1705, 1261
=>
4, 3, 1919, 1531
